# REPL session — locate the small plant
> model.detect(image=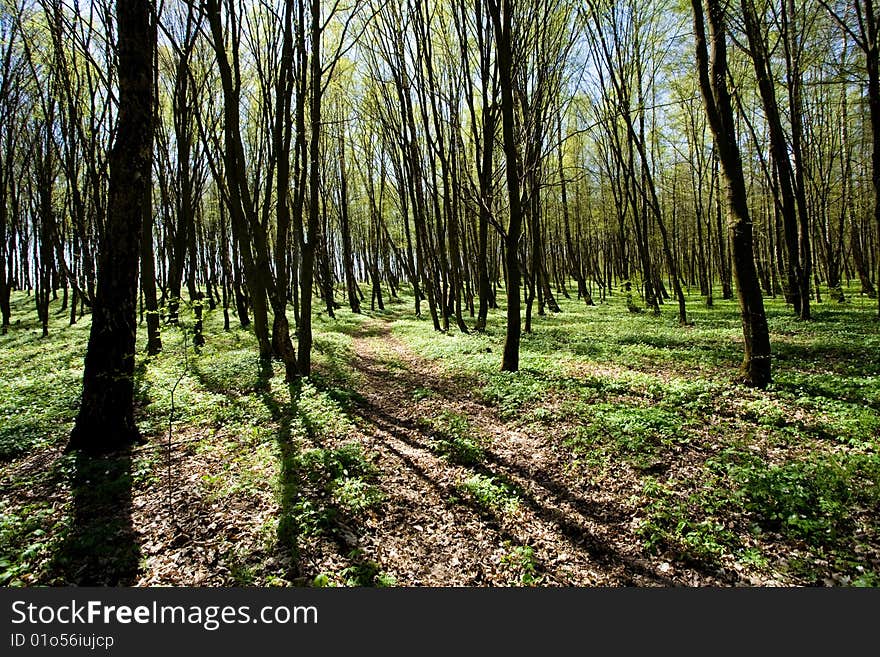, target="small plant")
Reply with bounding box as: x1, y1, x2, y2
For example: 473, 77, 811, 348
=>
501, 543, 542, 586
457, 474, 519, 514
637, 478, 738, 563
738, 547, 769, 569
422, 411, 485, 465
289, 498, 333, 537
296, 383, 355, 439
225, 549, 256, 586
331, 477, 384, 514
482, 371, 550, 419
411, 387, 435, 401
338, 550, 396, 587
312, 572, 333, 587
741, 397, 791, 430
852, 570, 879, 588
566, 404, 685, 469
286, 443, 383, 539
0, 502, 59, 586
295, 443, 377, 484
